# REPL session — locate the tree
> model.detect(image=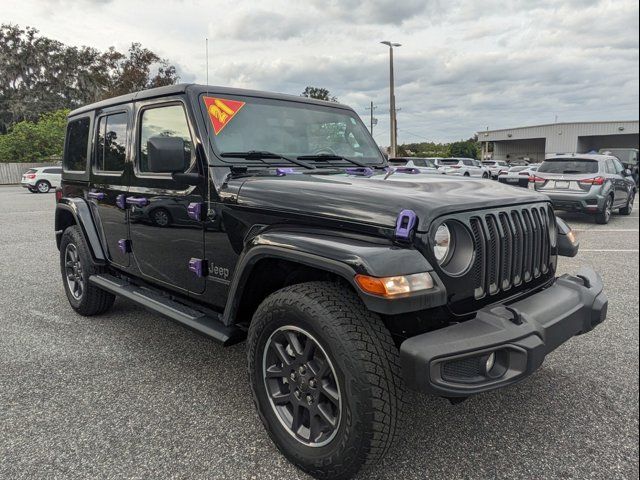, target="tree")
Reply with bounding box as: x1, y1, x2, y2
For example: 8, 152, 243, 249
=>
0, 24, 179, 134
301, 86, 338, 102
0, 108, 68, 162
447, 140, 479, 159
